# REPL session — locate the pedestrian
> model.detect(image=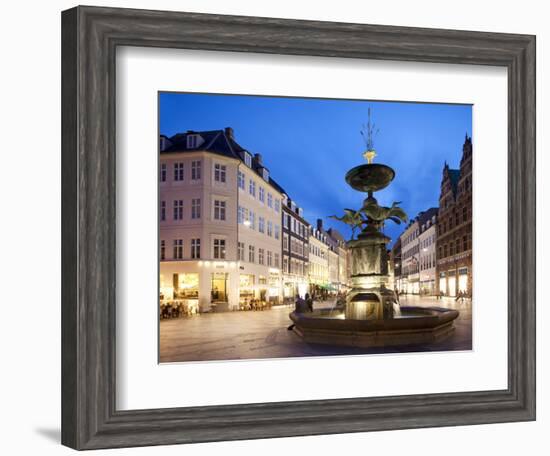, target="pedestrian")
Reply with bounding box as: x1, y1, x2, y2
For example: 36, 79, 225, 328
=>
305, 293, 313, 312
394, 288, 400, 303
287, 294, 307, 330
